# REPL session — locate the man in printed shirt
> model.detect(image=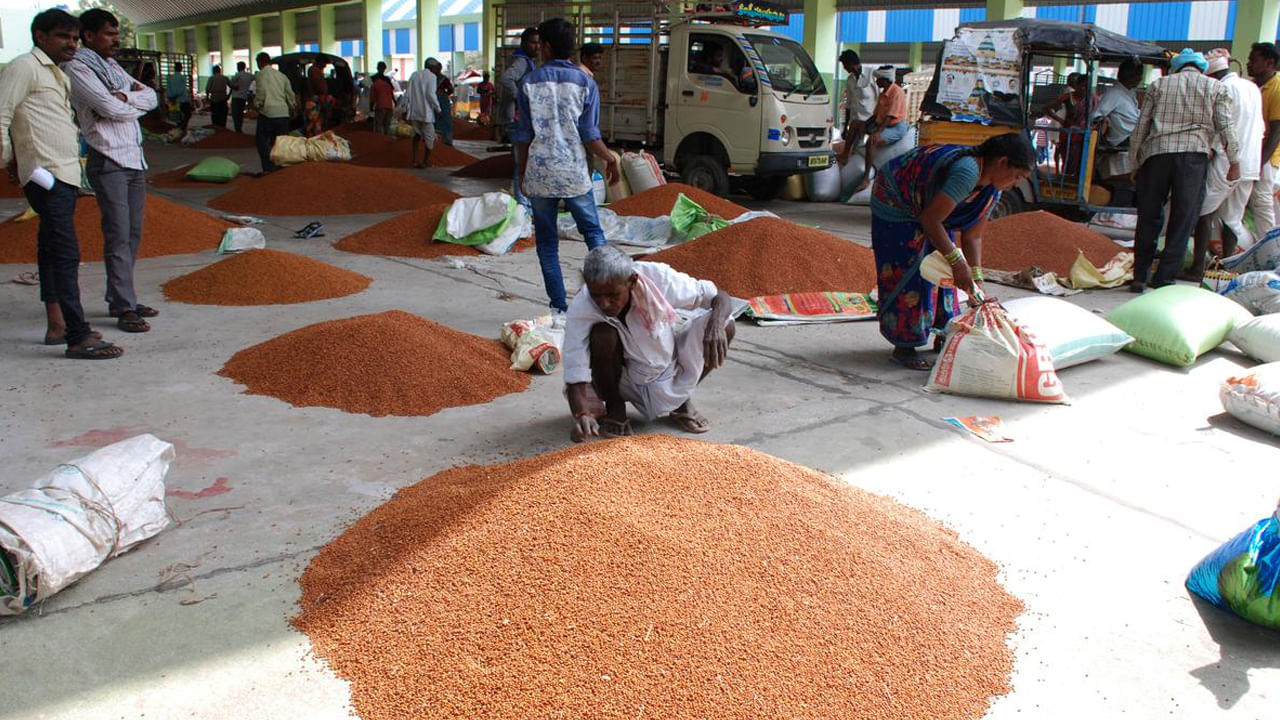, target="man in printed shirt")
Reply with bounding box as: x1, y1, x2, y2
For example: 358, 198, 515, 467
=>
0, 9, 122, 358
64, 8, 159, 335
511, 17, 620, 315
563, 246, 734, 442
1128, 49, 1238, 292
